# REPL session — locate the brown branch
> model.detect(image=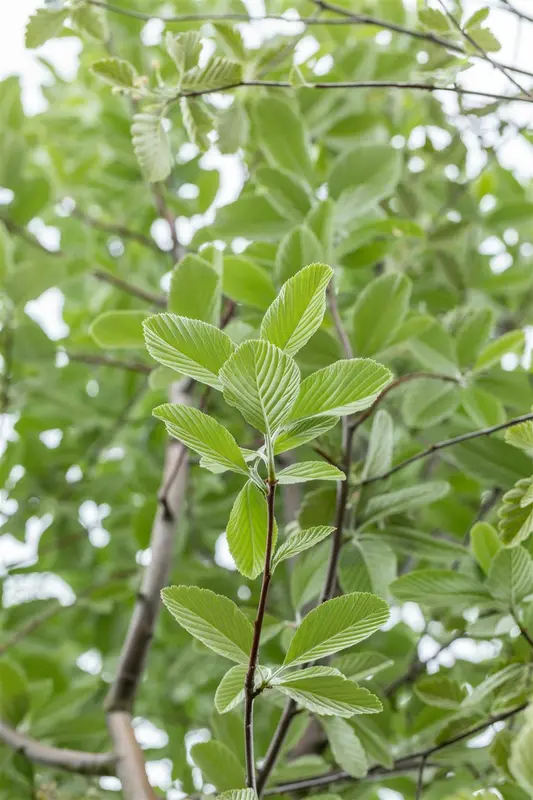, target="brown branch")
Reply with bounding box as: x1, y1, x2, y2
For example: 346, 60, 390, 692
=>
0, 721, 115, 776
71, 207, 162, 253
67, 352, 152, 374
151, 184, 183, 264
496, 0, 533, 24
107, 712, 156, 799
355, 412, 533, 488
